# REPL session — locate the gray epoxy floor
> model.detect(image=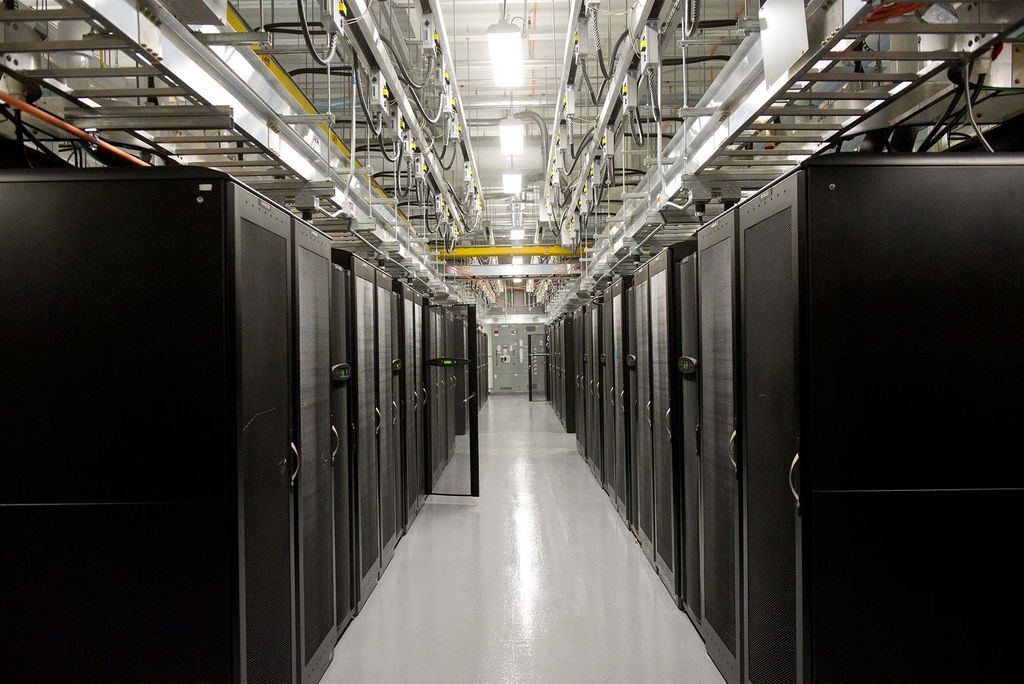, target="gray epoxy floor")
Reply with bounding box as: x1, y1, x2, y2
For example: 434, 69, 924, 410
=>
324, 396, 724, 684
